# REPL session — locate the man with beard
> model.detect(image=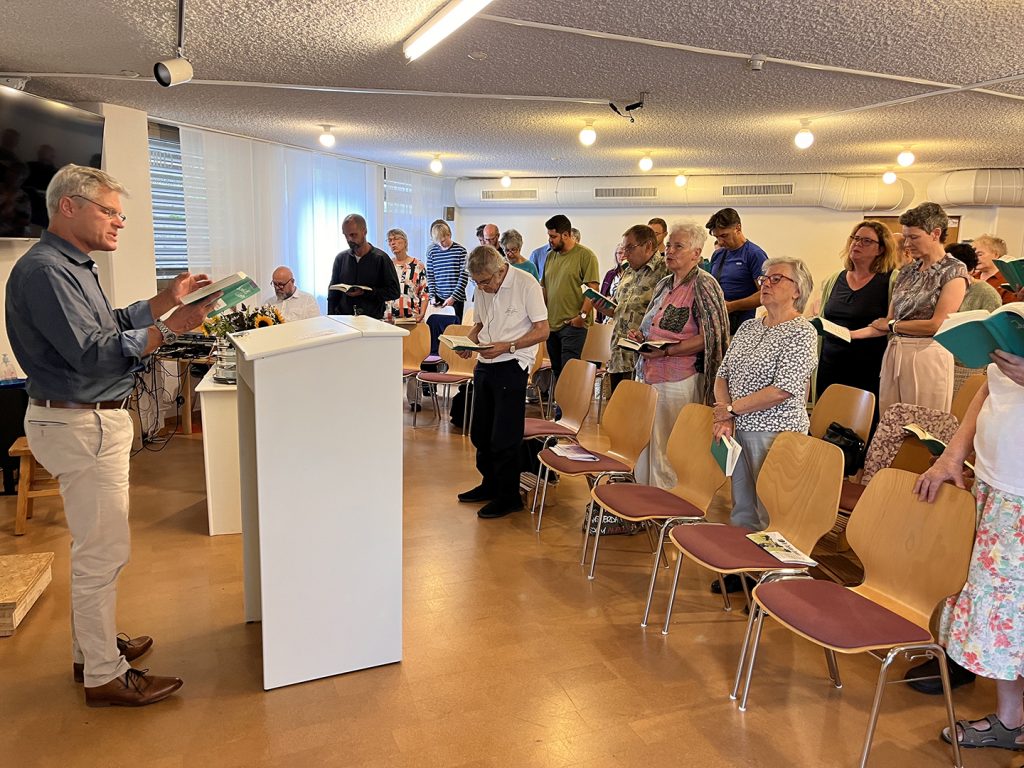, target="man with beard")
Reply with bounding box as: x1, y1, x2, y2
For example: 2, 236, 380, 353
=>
327, 213, 401, 318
